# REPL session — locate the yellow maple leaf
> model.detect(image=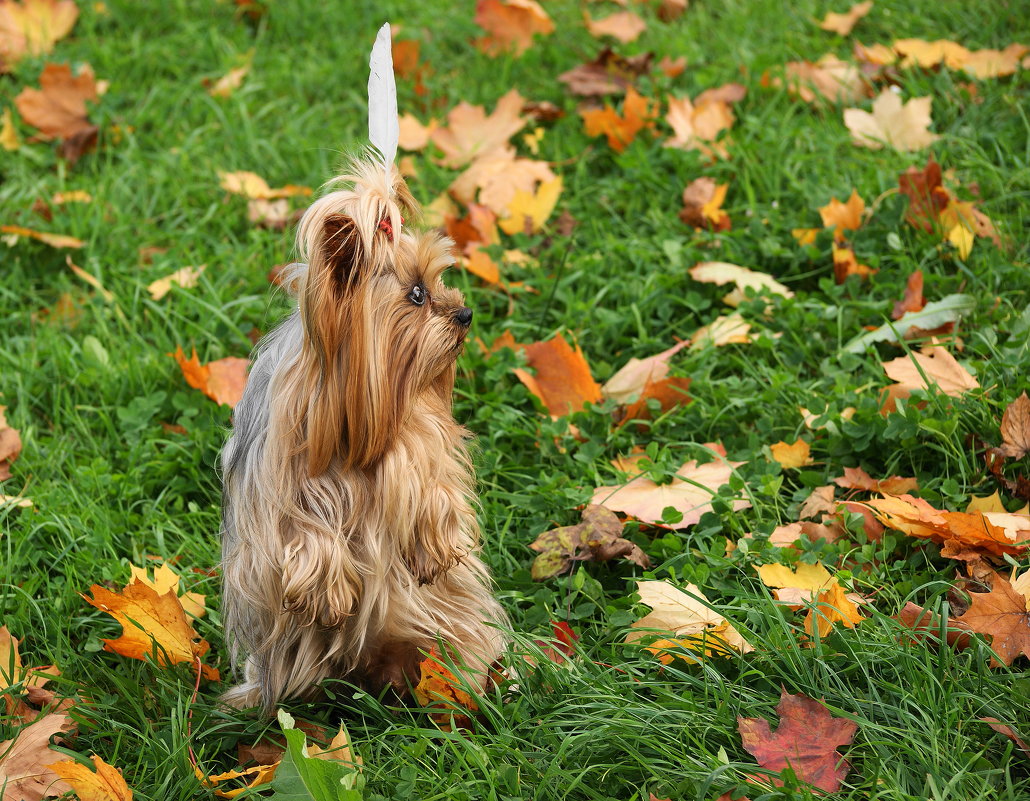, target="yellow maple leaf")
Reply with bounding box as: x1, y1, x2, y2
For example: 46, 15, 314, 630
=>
498, 176, 562, 235
757, 562, 863, 637
770, 439, 813, 469
939, 200, 976, 259
49, 755, 132, 801
0, 0, 79, 69
129, 562, 206, 619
